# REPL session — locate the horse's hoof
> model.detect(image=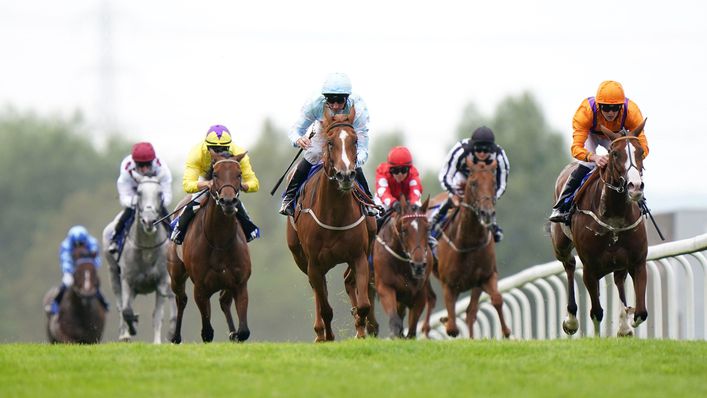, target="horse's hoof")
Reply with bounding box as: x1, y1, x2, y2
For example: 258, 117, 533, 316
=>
617, 330, 634, 338
118, 336, 131, 343
236, 329, 250, 342
201, 328, 214, 343
446, 328, 459, 338
562, 320, 579, 335
171, 335, 182, 344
